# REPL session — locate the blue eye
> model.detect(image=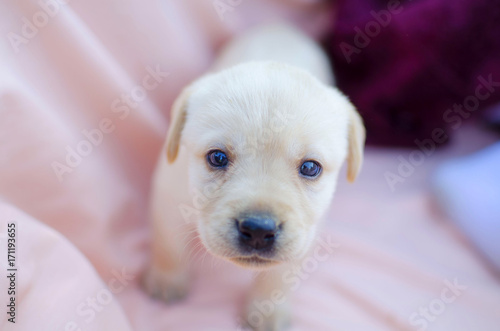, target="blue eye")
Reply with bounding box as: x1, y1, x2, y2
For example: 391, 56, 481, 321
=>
299, 161, 321, 178
207, 150, 229, 168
